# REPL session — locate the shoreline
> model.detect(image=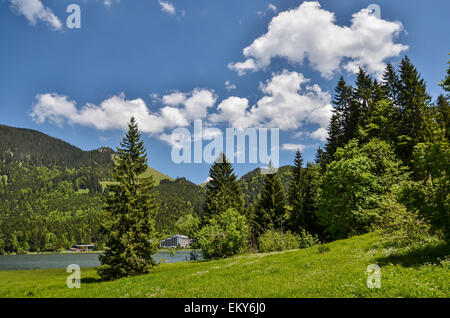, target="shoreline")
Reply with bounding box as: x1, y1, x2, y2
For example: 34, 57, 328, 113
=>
1, 249, 200, 256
